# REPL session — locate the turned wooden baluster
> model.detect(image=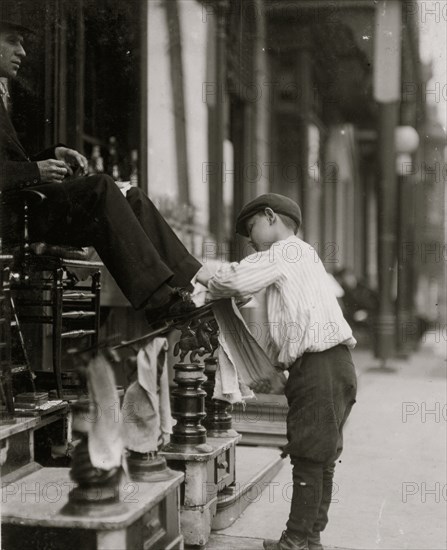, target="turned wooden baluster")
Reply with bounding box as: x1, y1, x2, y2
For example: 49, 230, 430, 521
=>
162, 315, 215, 453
